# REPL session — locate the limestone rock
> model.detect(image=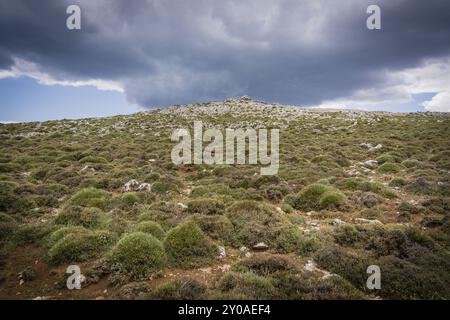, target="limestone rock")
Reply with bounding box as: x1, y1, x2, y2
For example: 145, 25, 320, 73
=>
253, 242, 269, 251
123, 179, 139, 192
